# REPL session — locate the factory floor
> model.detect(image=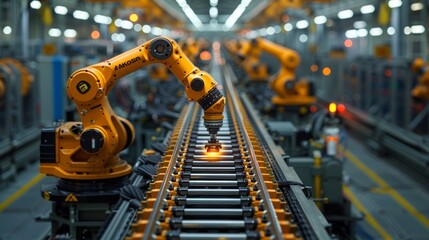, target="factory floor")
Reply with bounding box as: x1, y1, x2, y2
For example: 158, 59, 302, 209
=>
342, 134, 429, 240
0, 134, 428, 239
